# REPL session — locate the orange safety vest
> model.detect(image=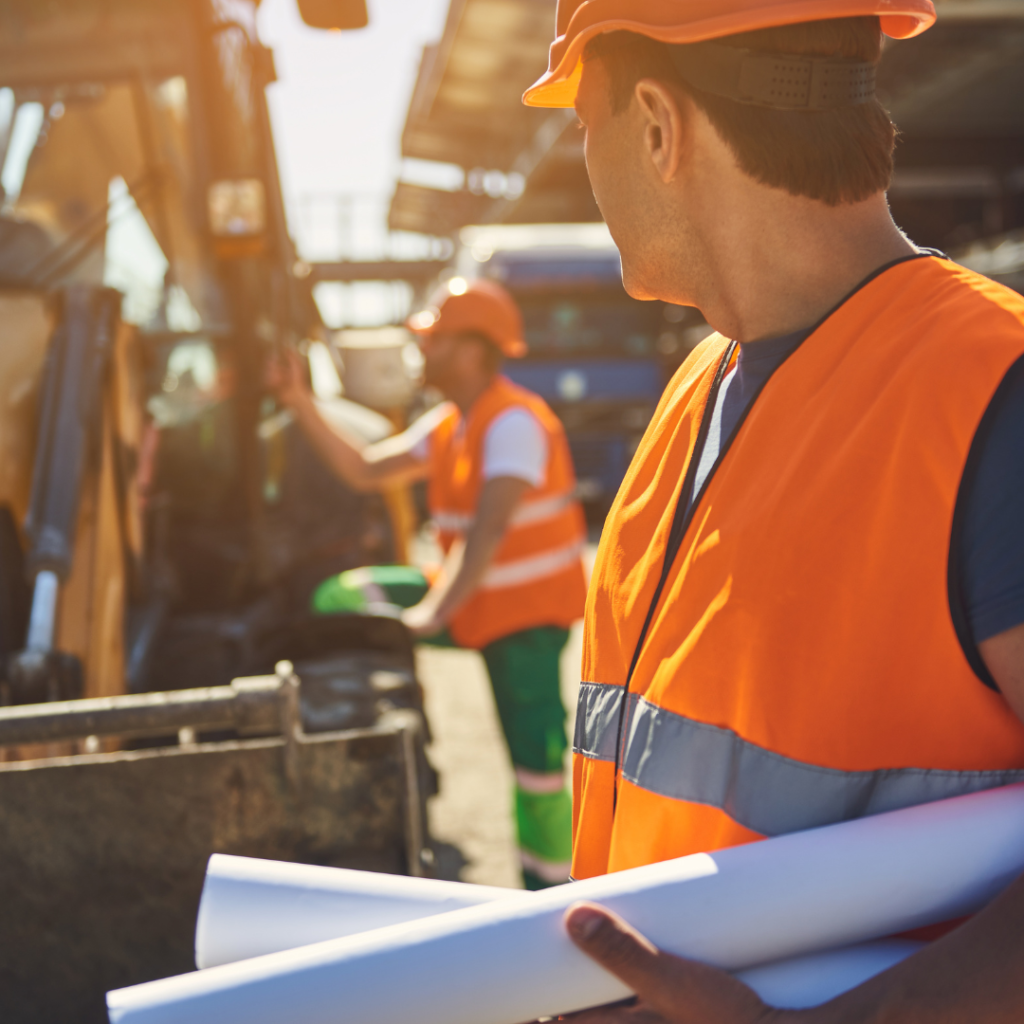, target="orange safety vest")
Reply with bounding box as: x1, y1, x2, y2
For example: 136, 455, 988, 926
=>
574, 255, 1024, 881
429, 375, 588, 650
